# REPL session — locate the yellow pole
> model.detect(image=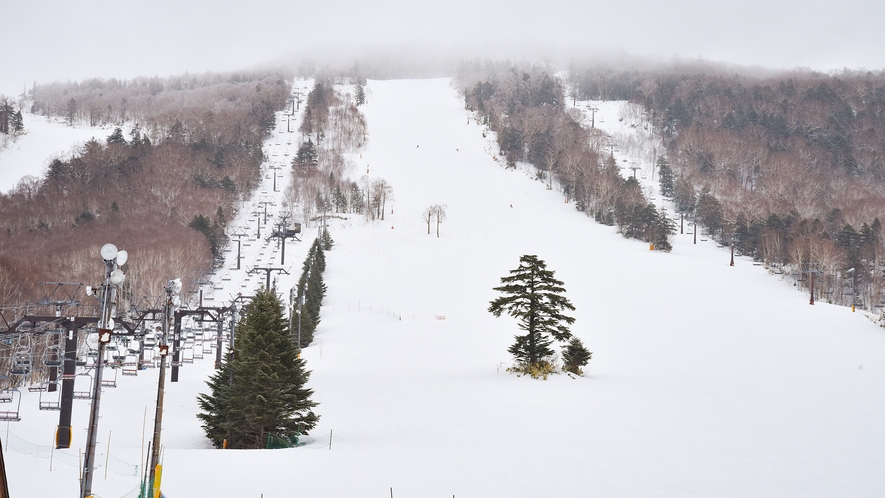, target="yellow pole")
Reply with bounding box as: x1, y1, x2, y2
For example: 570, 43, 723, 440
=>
152, 464, 162, 498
